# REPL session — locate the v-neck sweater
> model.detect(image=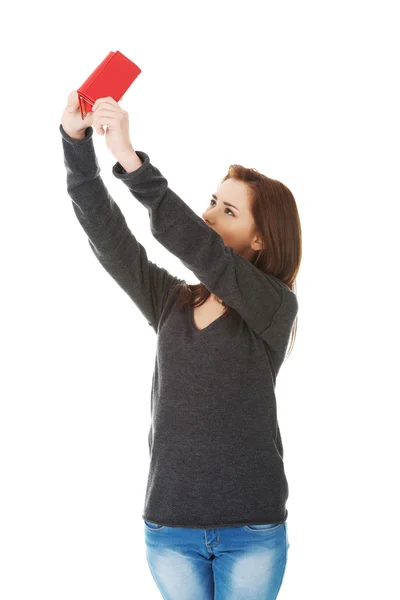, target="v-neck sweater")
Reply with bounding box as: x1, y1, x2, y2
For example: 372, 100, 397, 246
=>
59, 123, 298, 529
